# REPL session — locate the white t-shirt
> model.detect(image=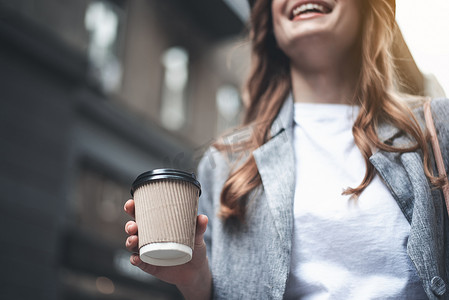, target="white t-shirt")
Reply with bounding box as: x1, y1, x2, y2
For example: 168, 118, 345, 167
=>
284, 102, 426, 299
